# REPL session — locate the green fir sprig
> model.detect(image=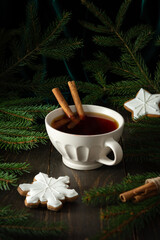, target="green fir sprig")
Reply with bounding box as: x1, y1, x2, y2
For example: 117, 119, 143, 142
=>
0, 162, 30, 176
0, 205, 67, 240
0, 172, 18, 190
0, 157, 30, 190
82, 172, 159, 206
0, 0, 83, 152
100, 197, 160, 240
80, 0, 159, 105
0, 3, 83, 81
0, 101, 56, 151
82, 172, 160, 240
